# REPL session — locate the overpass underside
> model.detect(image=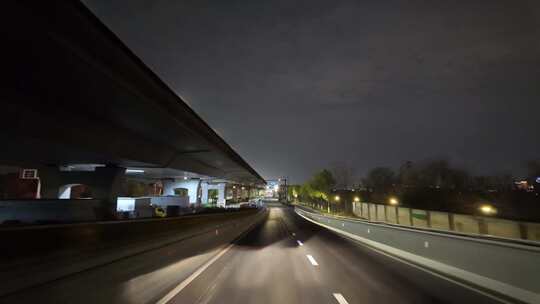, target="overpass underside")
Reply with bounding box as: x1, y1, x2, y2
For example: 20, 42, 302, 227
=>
0, 1, 265, 222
